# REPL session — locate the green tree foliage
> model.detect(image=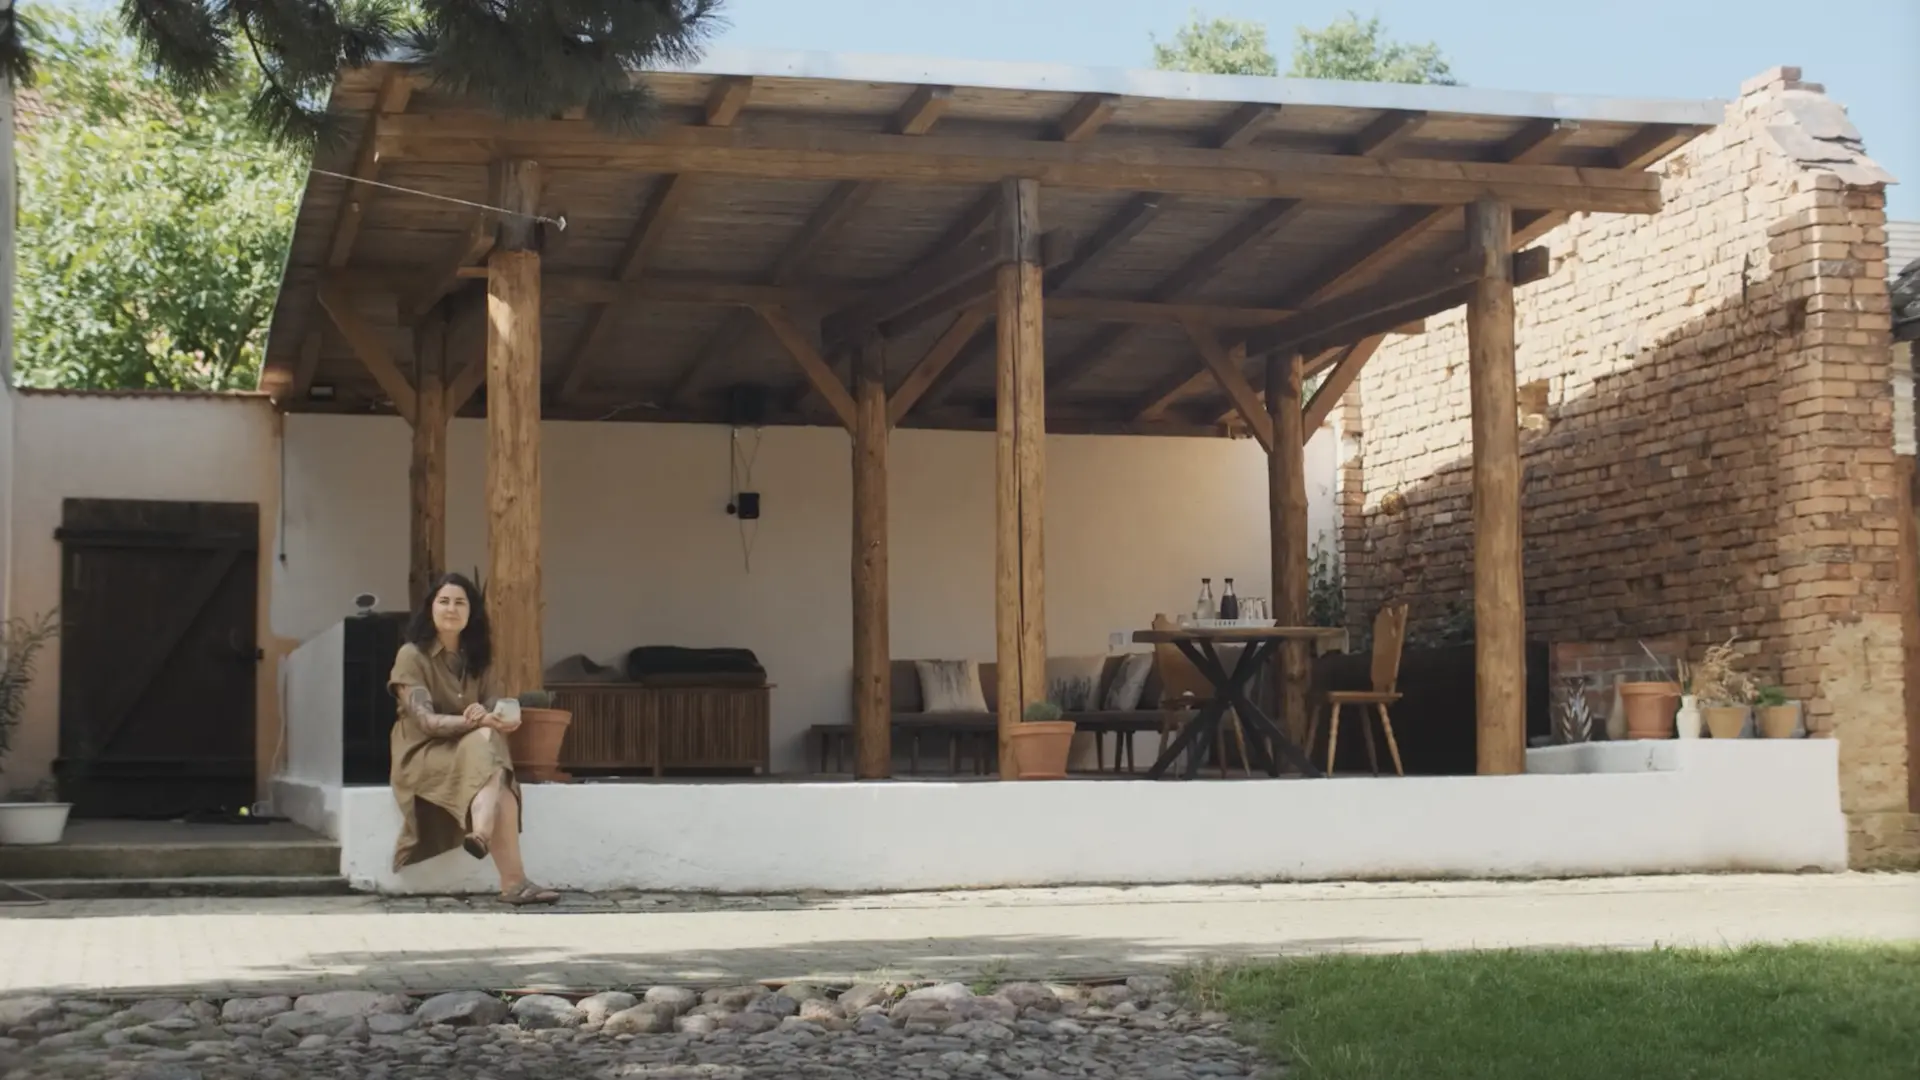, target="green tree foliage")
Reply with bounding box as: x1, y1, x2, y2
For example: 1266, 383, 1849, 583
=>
1153, 9, 1455, 86
1287, 12, 1455, 85
1150, 12, 1277, 77
14, 7, 300, 391
3, 1, 722, 147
